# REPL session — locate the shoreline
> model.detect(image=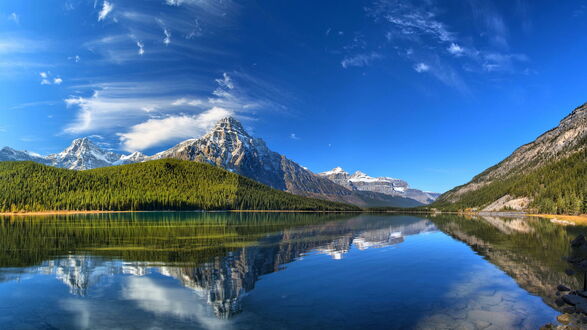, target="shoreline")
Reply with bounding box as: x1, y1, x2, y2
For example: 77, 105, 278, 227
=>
527, 213, 587, 224
0, 209, 364, 216
1, 209, 586, 222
